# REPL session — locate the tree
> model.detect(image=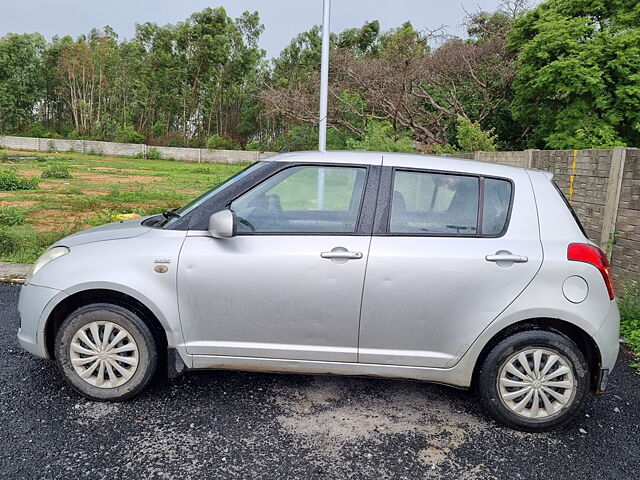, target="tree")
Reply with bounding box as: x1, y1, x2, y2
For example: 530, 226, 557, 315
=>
263, 14, 518, 150
0, 33, 46, 132
509, 0, 640, 149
